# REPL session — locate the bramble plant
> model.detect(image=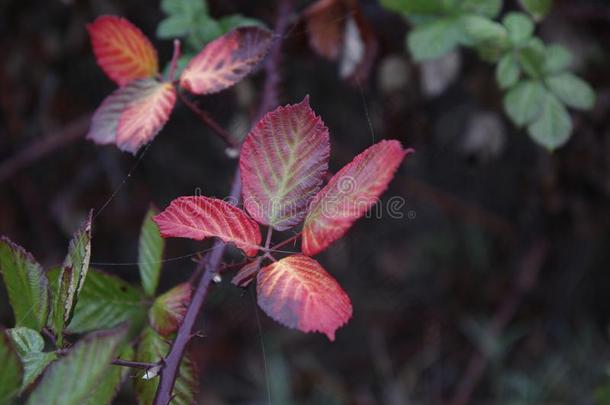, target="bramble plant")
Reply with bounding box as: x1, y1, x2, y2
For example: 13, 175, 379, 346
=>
0, 5, 413, 405
380, 0, 596, 150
